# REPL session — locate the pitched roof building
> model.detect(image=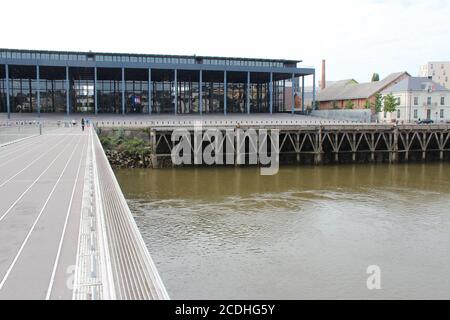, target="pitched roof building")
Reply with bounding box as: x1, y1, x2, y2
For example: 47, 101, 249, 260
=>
378, 76, 450, 123
316, 72, 410, 110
